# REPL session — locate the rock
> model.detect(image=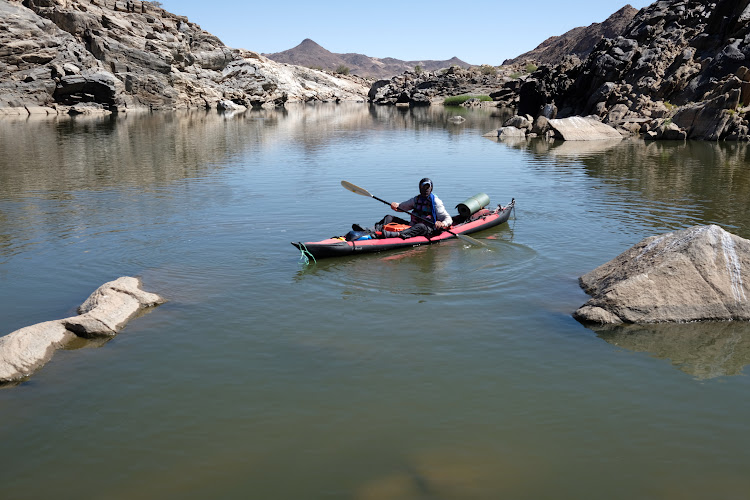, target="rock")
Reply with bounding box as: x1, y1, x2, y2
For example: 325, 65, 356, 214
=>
574, 225, 750, 324
548, 116, 622, 140
496, 126, 527, 139
217, 99, 246, 111
672, 90, 741, 140
504, 115, 532, 130
660, 122, 687, 140
605, 103, 629, 124
0, 321, 76, 384
0, 277, 165, 385
541, 103, 557, 119
531, 115, 550, 135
